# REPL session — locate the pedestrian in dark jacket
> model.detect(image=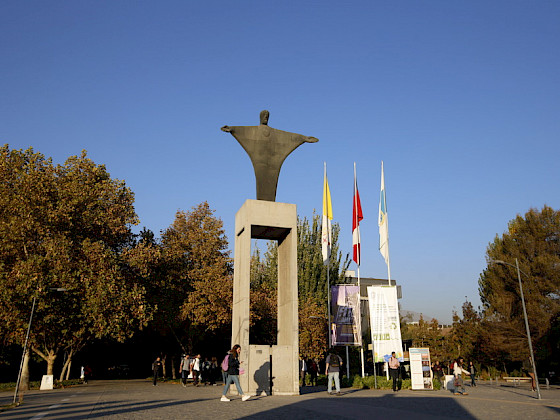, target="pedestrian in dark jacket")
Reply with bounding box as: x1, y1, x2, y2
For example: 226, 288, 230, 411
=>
220, 344, 251, 402
152, 357, 163, 386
